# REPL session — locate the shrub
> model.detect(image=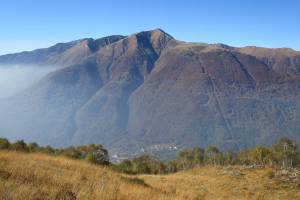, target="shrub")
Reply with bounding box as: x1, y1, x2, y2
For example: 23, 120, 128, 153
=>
85, 145, 109, 165
0, 138, 10, 150
41, 145, 56, 154
27, 142, 40, 152
10, 140, 28, 152
273, 137, 298, 167
117, 159, 134, 174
